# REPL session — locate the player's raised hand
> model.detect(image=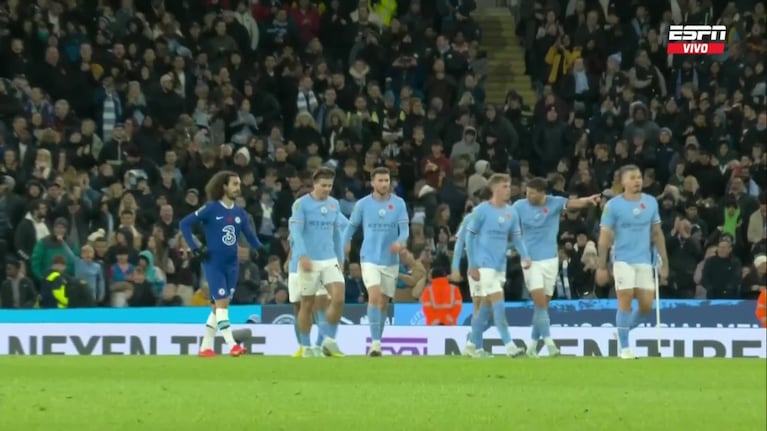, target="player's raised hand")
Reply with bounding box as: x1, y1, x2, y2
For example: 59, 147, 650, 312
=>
595, 268, 610, 286
521, 258, 532, 269
448, 270, 462, 282
299, 256, 312, 272
469, 268, 480, 281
